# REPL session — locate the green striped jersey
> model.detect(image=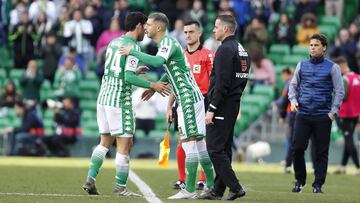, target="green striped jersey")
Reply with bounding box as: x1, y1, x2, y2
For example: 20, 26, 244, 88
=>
157, 35, 203, 104
97, 35, 140, 108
